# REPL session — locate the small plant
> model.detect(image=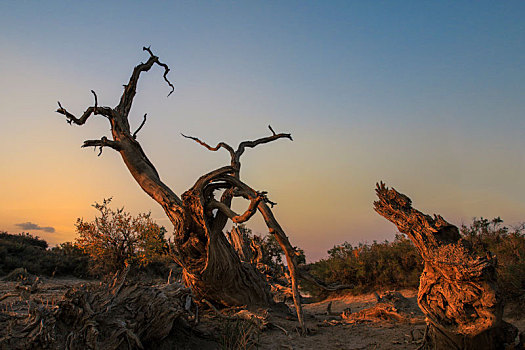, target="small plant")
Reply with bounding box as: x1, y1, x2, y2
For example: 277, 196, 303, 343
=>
218, 319, 260, 350
75, 198, 168, 275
